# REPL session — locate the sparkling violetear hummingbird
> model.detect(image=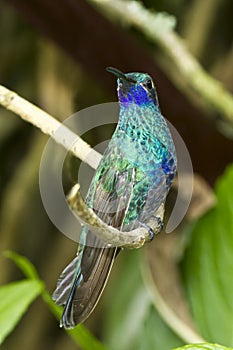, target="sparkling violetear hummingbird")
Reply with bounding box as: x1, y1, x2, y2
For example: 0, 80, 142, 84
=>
52, 67, 177, 328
